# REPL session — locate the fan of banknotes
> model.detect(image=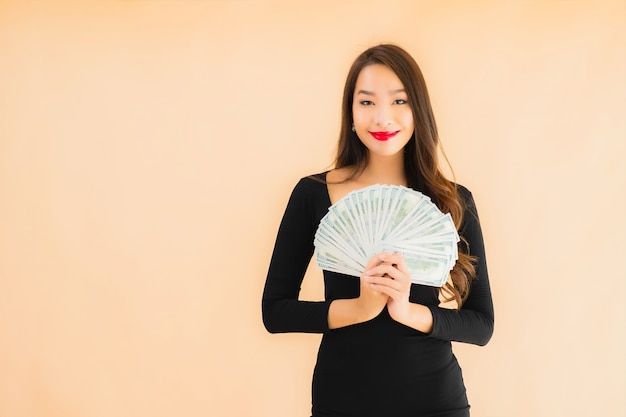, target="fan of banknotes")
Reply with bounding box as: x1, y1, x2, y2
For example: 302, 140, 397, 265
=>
314, 184, 459, 287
